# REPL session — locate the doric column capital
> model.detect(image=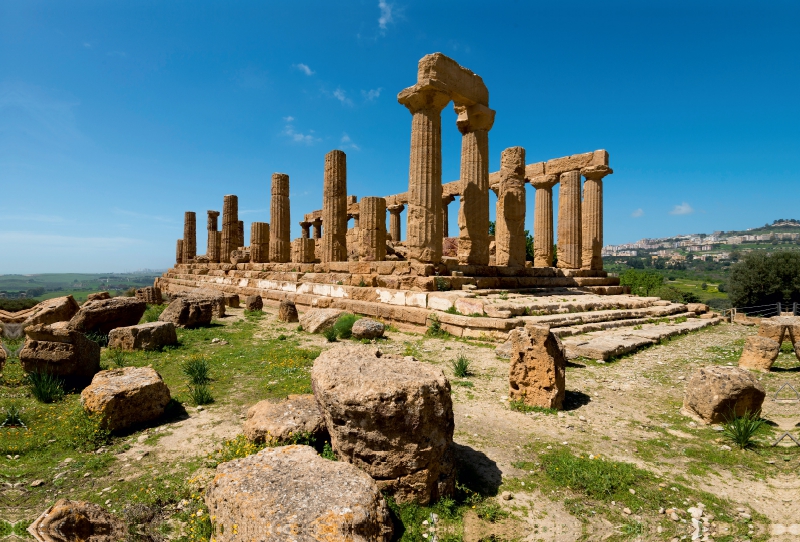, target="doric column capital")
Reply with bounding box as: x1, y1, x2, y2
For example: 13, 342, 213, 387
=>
398, 84, 451, 114
312, 218, 322, 225
454, 103, 495, 134
207, 210, 220, 218
299, 220, 311, 228
529, 174, 559, 189
387, 204, 405, 214
442, 195, 455, 205
581, 165, 613, 180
